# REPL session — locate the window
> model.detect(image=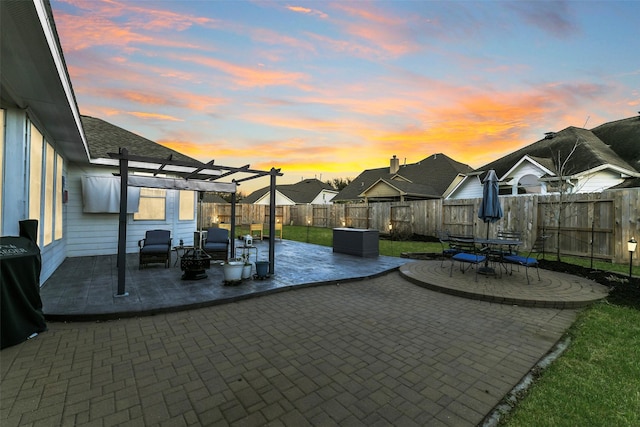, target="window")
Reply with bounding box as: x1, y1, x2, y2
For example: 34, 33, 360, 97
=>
55, 154, 63, 240
28, 122, 64, 245
29, 123, 43, 222
44, 143, 55, 245
0, 110, 4, 228
179, 190, 195, 220
134, 188, 166, 220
